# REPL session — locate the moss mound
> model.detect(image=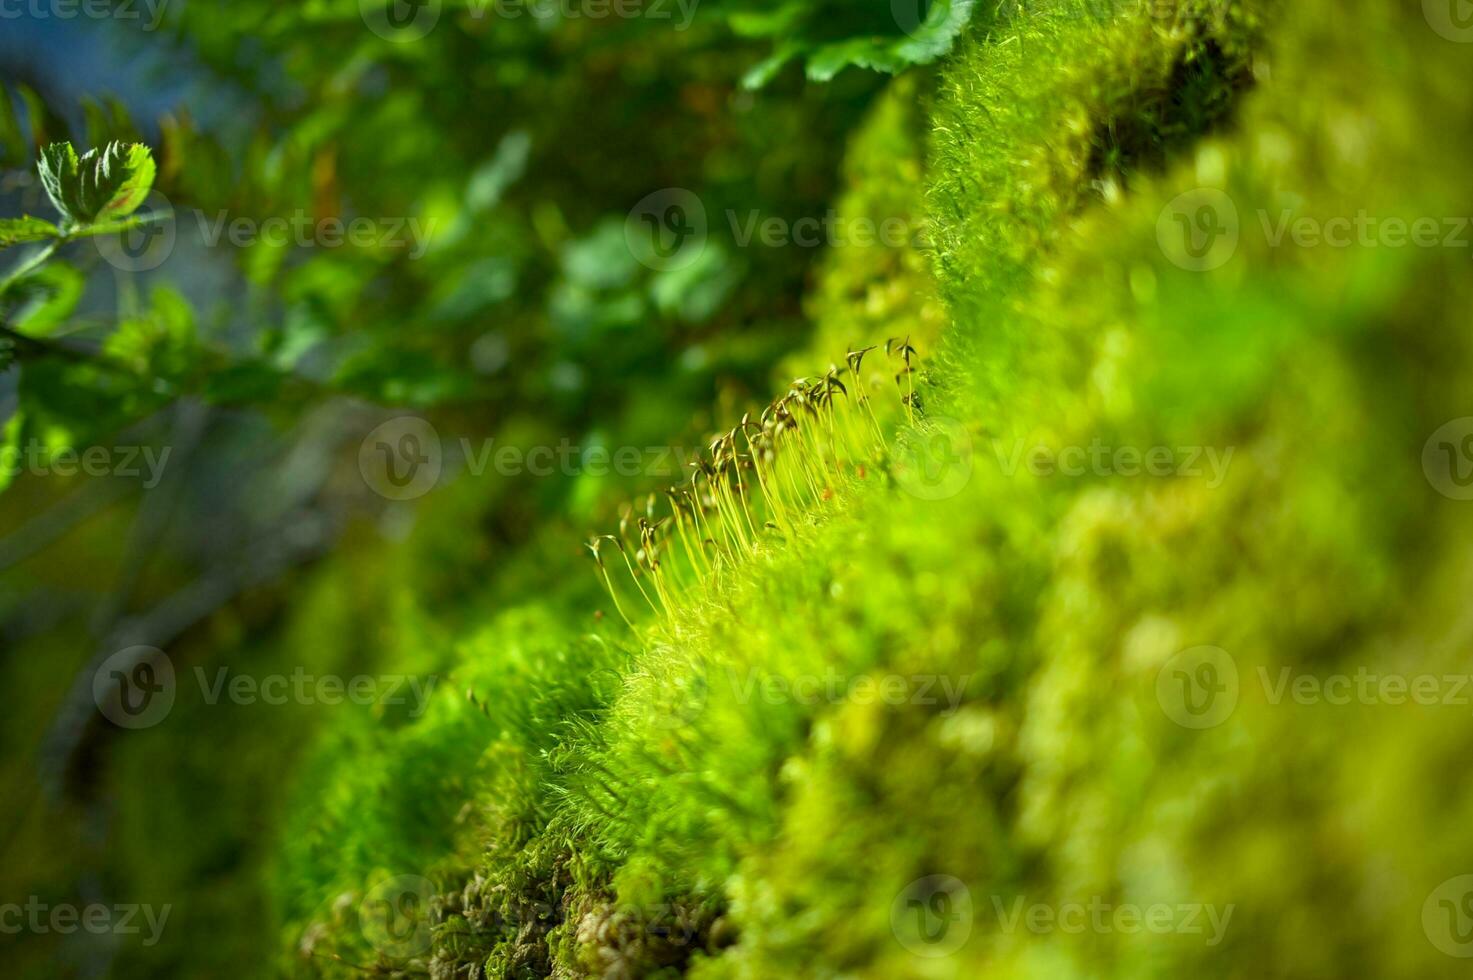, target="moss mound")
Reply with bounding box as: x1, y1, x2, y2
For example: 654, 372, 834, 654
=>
273, 2, 1473, 977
